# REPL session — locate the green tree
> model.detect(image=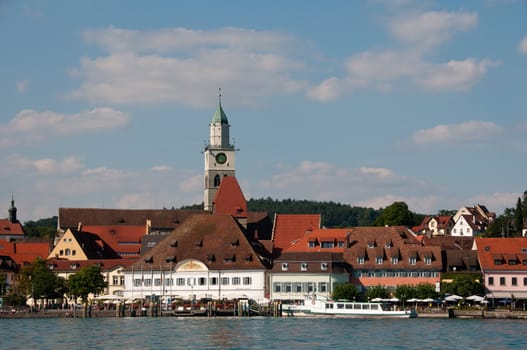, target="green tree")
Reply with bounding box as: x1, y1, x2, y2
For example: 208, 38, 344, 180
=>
515, 197, 524, 235
415, 283, 437, 299
441, 274, 483, 297
19, 258, 66, 308
67, 265, 107, 317
365, 285, 390, 301
374, 202, 415, 227
395, 285, 417, 305
23, 216, 58, 239
332, 284, 360, 301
